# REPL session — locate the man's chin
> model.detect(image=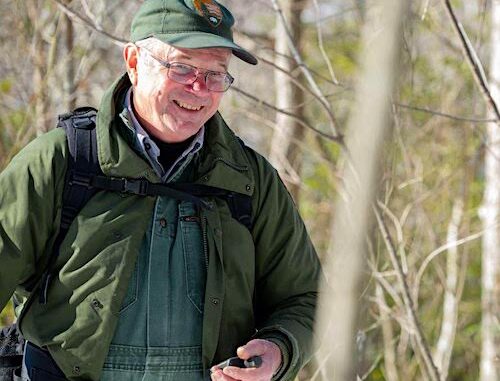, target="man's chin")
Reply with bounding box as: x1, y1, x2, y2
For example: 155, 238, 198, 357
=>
159, 123, 203, 143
